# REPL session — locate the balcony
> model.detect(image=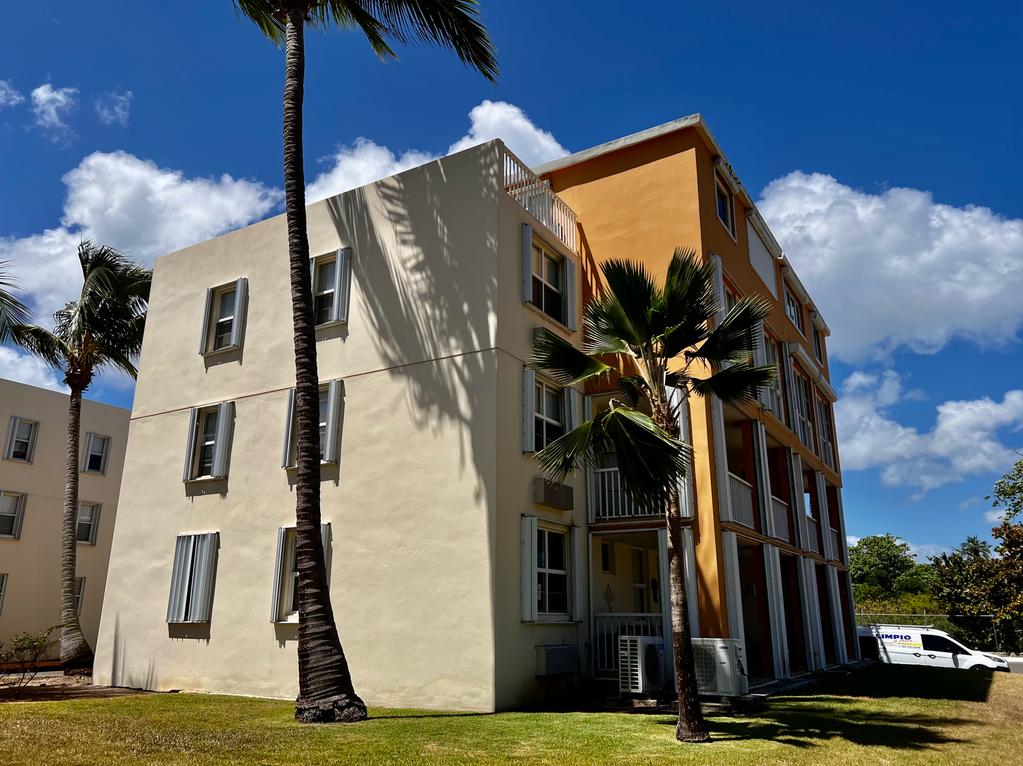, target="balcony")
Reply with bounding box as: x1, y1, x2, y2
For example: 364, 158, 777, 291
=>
728, 472, 756, 529
590, 467, 659, 521
771, 496, 790, 542
805, 516, 820, 554
503, 148, 577, 252
592, 612, 664, 678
